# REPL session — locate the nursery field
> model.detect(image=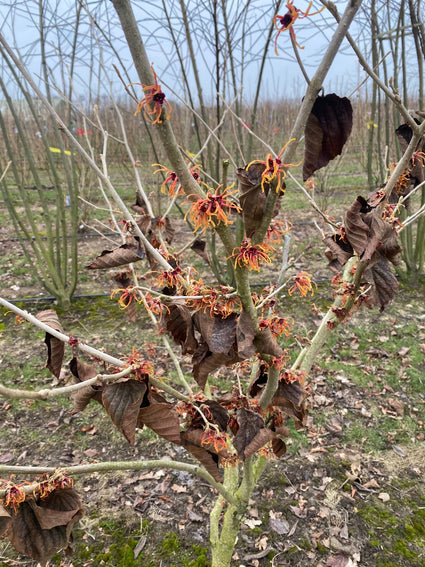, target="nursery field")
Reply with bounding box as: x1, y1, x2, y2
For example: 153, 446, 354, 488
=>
0, 170, 425, 567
